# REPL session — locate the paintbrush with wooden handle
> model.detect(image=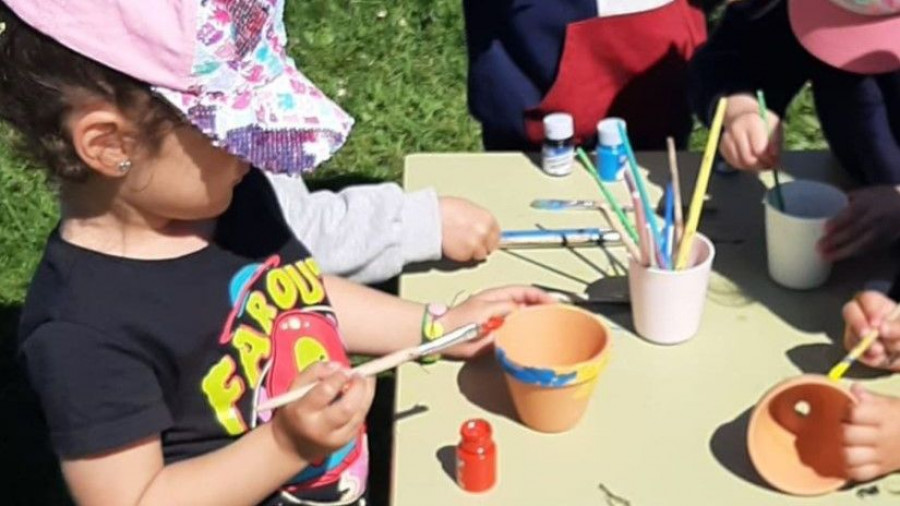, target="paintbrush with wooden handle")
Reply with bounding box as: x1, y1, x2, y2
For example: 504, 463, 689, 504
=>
257, 317, 504, 412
